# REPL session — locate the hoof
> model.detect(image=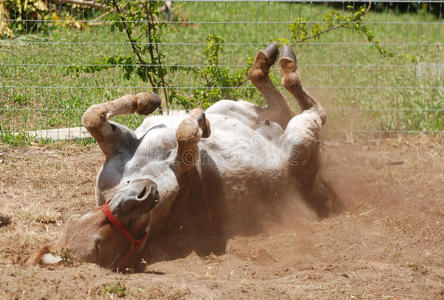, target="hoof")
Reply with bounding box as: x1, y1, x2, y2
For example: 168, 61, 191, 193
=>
248, 42, 279, 81
278, 45, 298, 76
259, 41, 279, 66
189, 108, 211, 138
278, 45, 297, 63
135, 93, 162, 115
